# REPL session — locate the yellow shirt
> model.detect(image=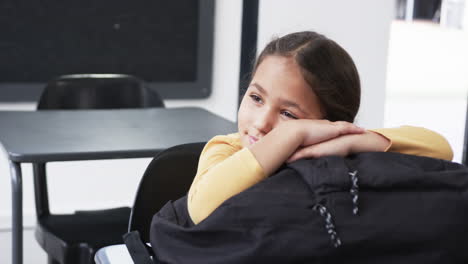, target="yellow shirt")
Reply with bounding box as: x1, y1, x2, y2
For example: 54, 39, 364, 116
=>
187, 126, 453, 224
